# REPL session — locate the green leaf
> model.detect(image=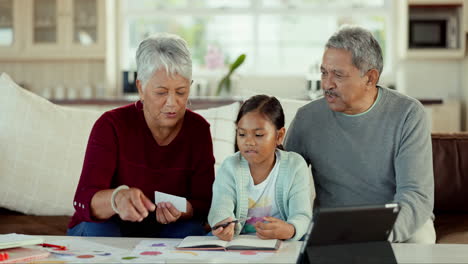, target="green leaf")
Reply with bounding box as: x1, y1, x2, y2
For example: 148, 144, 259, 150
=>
216, 54, 246, 96
229, 54, 246, 73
